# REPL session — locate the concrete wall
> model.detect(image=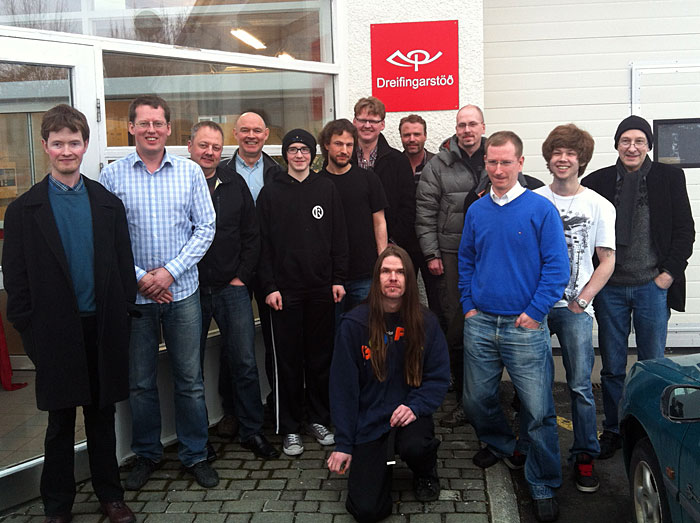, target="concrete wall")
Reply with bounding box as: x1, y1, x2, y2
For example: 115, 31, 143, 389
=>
340, 1, 485, 152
